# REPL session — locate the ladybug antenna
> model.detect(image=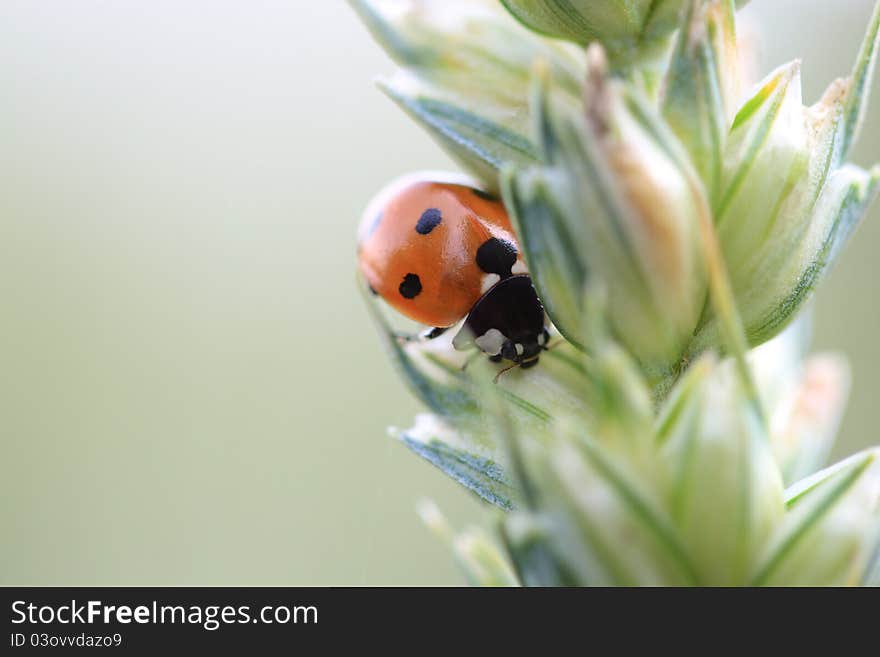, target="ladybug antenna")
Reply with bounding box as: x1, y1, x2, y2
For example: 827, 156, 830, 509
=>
493, 362, 519, 384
